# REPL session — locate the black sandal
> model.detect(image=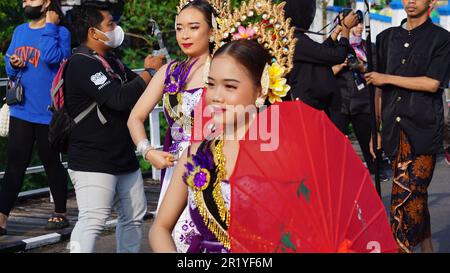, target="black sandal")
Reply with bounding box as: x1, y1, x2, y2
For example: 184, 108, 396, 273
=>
0, 227, 6, 236
45, 214, 70, 230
